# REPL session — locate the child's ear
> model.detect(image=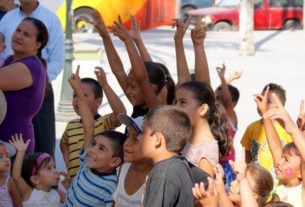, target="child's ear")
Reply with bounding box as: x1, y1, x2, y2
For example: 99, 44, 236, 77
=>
96, 97, 103, 107
199, 103, 209, 117
30, 175, 39, 186
110, 157, 122, 168
154, 132, 164, 149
